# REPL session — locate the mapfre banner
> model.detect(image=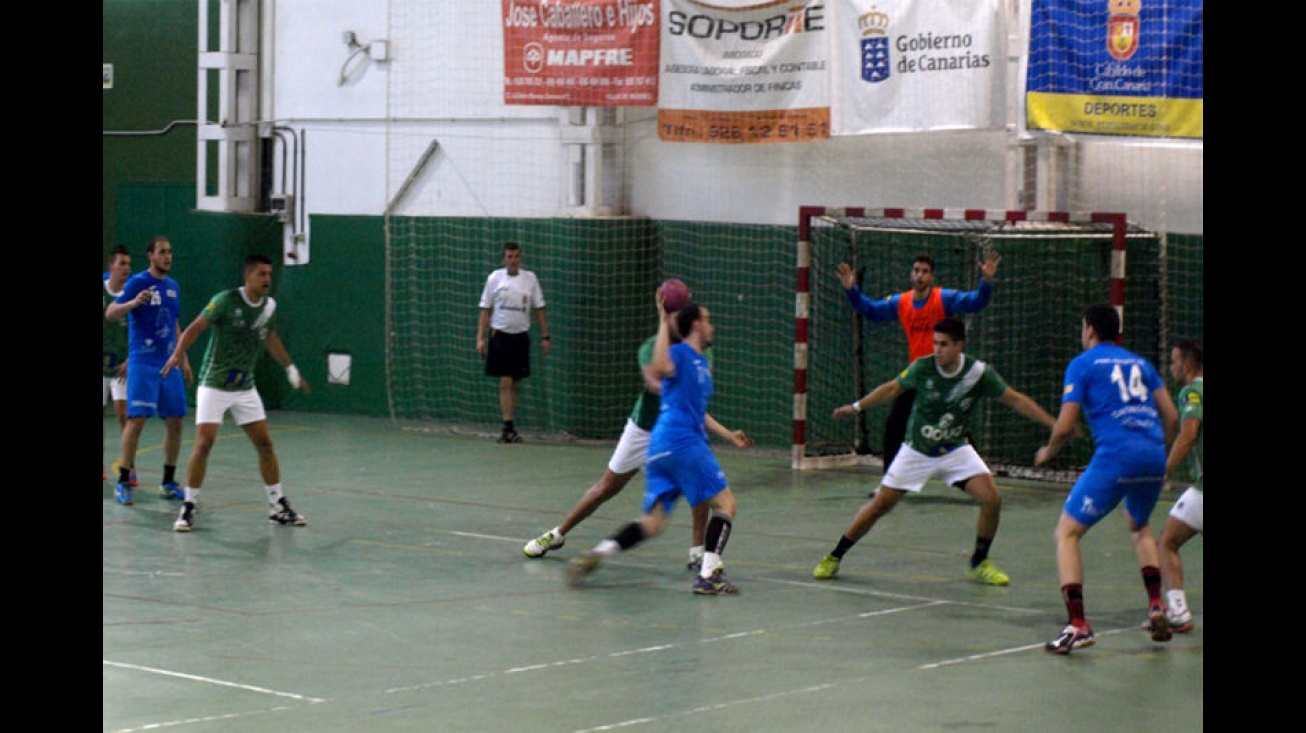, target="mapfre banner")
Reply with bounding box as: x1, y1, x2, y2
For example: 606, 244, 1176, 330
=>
503, 0, 660, 106
831, 0, 1004, 135
1025, 0, 1203, 139
658, 0, 831, 144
